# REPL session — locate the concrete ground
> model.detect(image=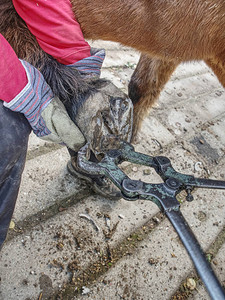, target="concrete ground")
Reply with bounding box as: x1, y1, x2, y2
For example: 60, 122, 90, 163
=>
0, 41, 224, 300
